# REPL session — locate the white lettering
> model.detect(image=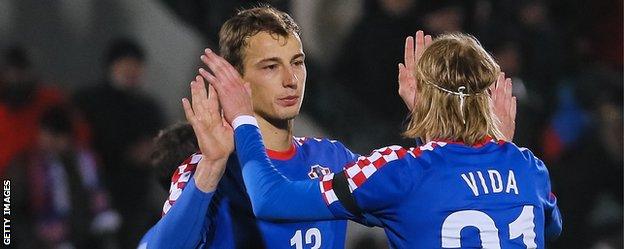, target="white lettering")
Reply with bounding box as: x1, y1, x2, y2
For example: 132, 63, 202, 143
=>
3, 218, 9, 245
461, 173, 479, 196
476, 171, 489, 194
506, 170, 519, 194
2, 180, 9, 245
488, 170, 504, 193
462, 170, 519, 197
